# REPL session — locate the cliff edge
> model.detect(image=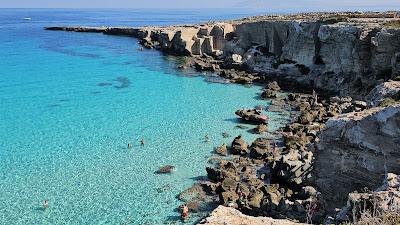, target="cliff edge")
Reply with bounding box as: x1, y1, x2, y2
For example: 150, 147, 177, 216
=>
46, 12, 400, 97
